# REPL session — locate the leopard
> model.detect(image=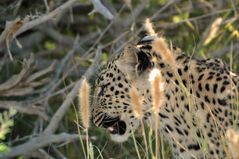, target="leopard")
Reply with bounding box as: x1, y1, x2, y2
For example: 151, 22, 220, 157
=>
91, 35, 239, 159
